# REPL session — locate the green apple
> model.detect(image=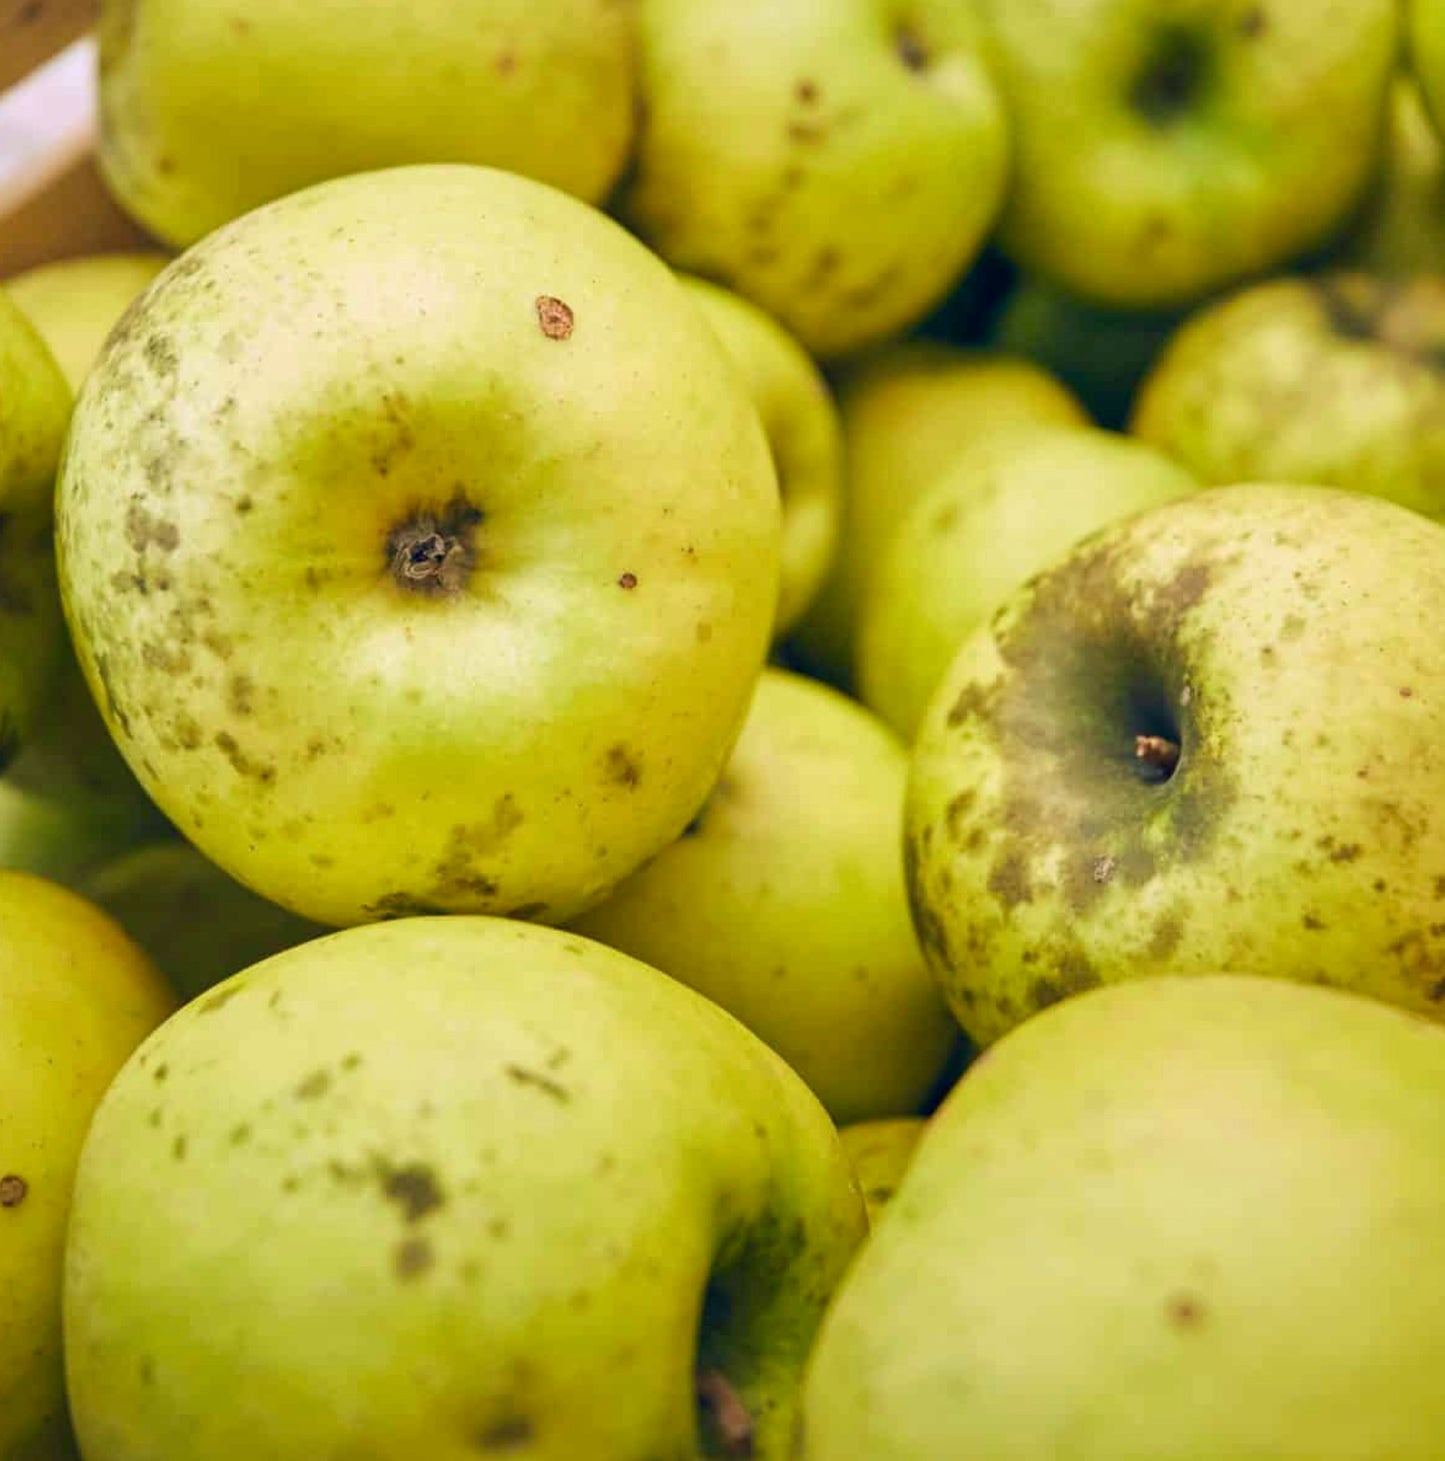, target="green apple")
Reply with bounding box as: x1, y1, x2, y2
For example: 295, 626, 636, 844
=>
859, 426, 1196, 742
6, 252, 170, 392
1338, 78, 1445, 275
1410, 0, 1445, 138
57, 164, 781, 929
908, 484, 1445, 1048
678, 276, 842, 636
572, 668, 958, 1124
620, 0, 1009, 359
976, 0, 1397, 308
0, 289, 71, 770
82, 841, 330, 1003
97, 0, 637, 247
787, 342, 1086, 689
990, 275, 1186, 429
802, 974, 1445, 1460
1133, 273, 1445, 518
0, 871, 174, 1460
838, 1118, 925, 1228
63, 916, 867, 1460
